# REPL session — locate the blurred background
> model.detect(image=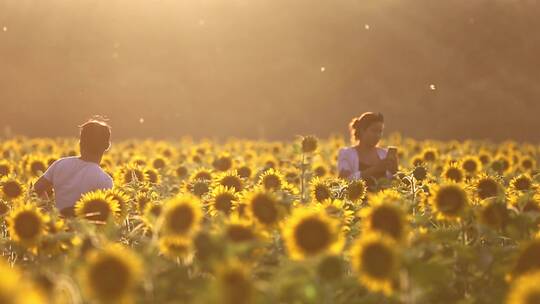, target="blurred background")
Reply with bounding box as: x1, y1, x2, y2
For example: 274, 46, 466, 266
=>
1, 0, 539, 141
